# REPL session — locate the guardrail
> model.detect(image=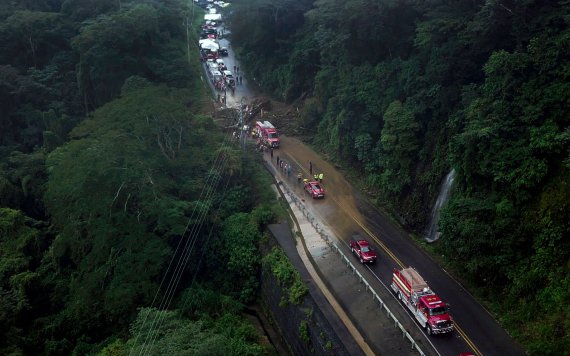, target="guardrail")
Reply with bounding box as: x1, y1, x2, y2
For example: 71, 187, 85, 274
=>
278, 182, 426, 356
